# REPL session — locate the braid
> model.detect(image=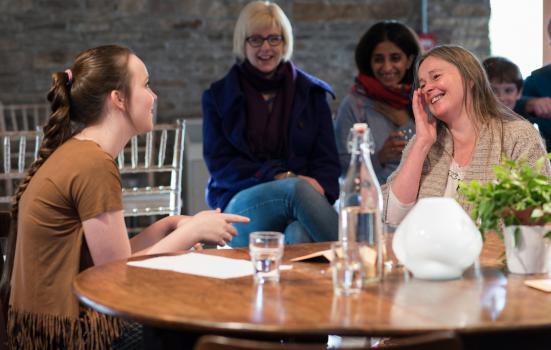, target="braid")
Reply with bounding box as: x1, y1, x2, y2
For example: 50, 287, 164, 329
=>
2, 70, 73, 304
11, 71, 73, 221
